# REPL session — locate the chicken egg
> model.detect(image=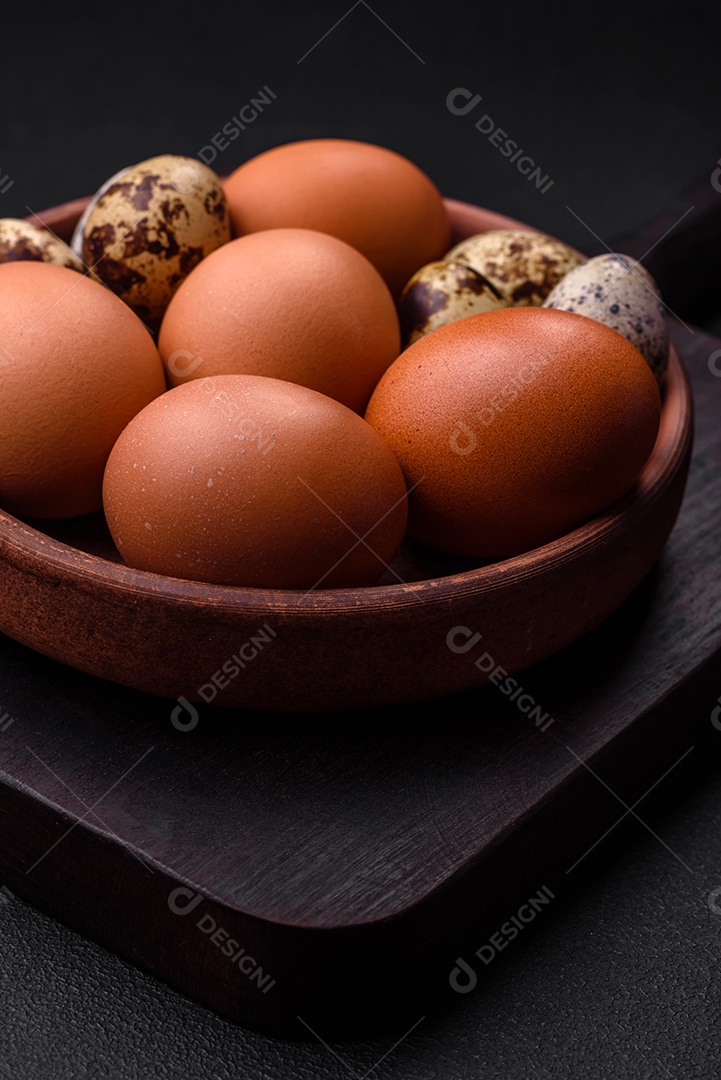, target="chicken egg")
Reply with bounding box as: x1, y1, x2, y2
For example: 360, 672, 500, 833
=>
103, 375, 408, 589
223, 139, 451, 297
365, 307, 661, 559
158, 228, 400, 413
0, 262, 166, 519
